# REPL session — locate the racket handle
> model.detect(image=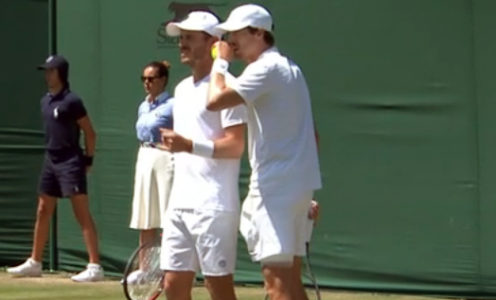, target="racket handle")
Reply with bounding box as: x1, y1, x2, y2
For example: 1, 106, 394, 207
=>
148, 291, 162, 300
305, 218, 314, 243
